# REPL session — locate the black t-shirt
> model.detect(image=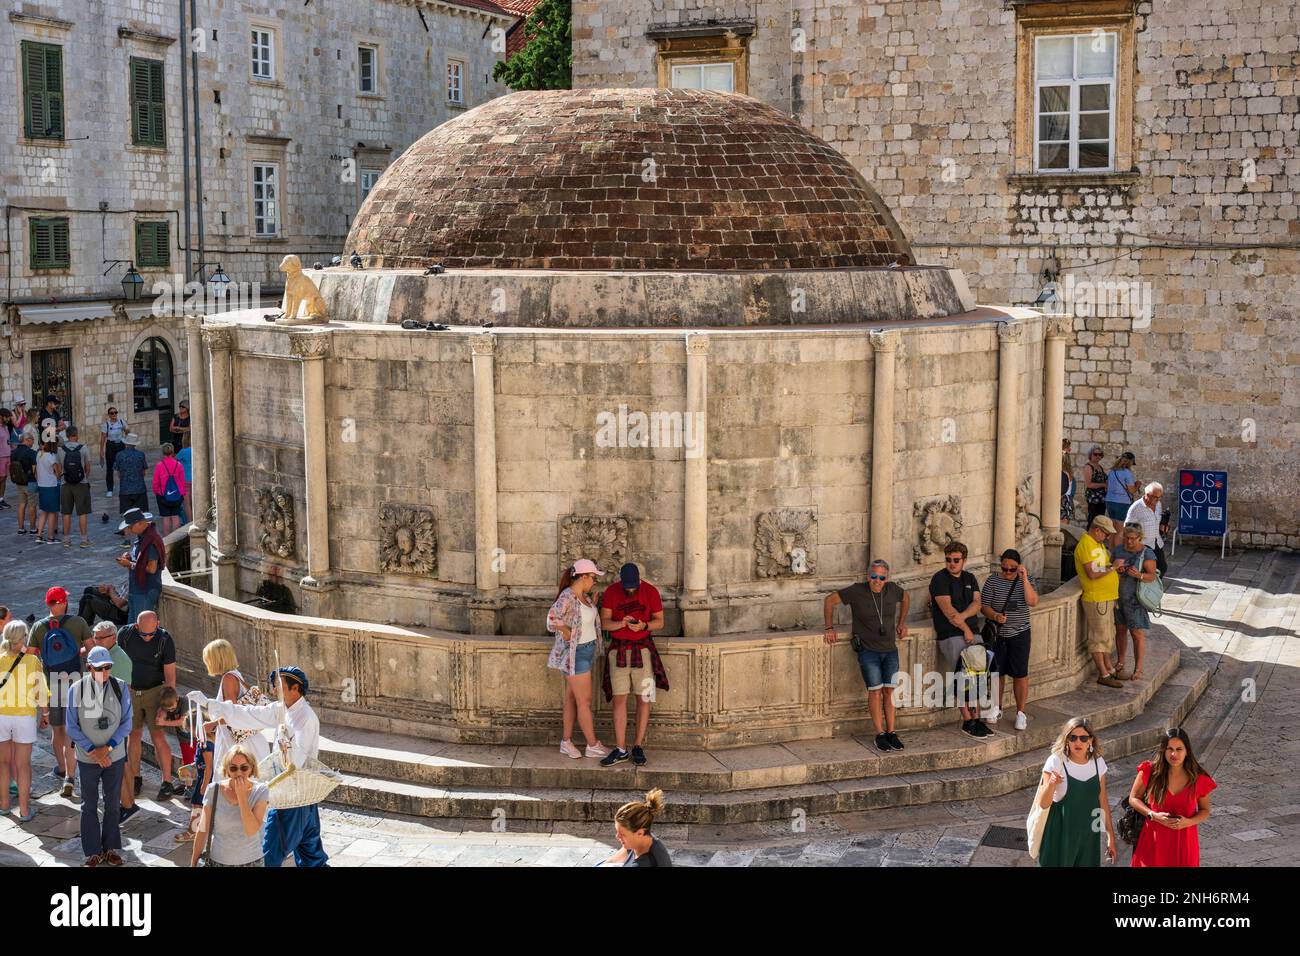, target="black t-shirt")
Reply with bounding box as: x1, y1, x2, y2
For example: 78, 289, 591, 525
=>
118, 624, 177, 690
929, 570, 979, 639
625, 837, 673, 867
837, 581, 905, 653
170, 414, 191, 448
